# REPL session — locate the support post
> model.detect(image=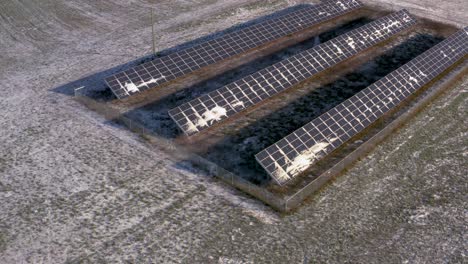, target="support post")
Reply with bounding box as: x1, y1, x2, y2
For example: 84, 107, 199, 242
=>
151, 9, 157, 57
